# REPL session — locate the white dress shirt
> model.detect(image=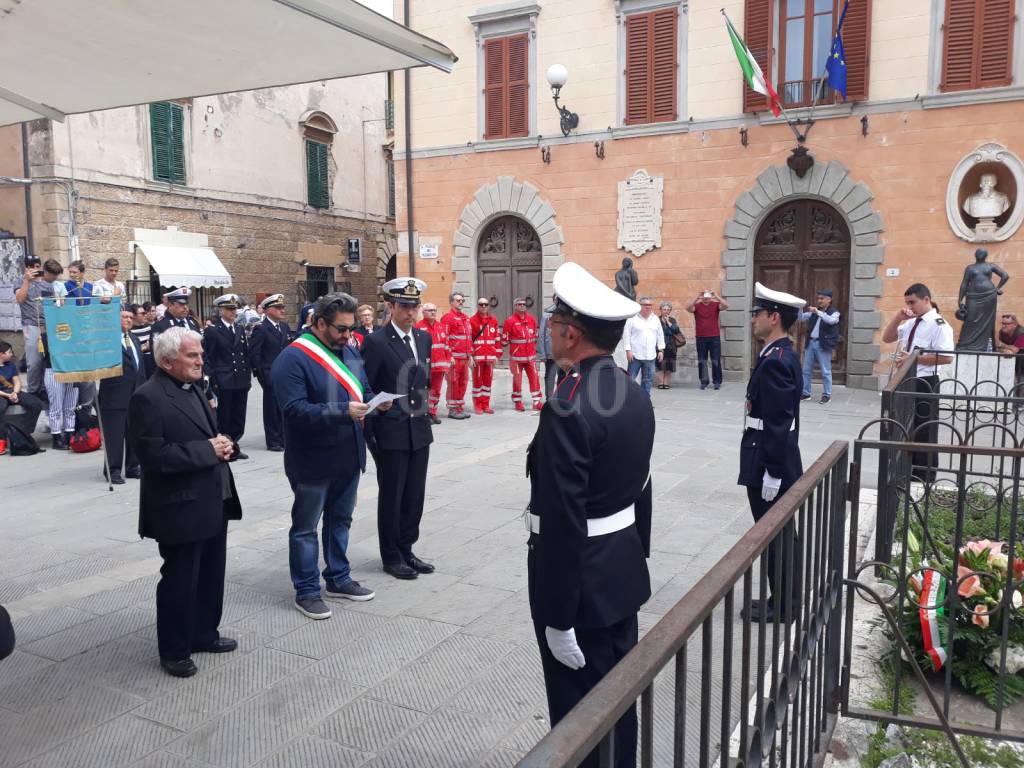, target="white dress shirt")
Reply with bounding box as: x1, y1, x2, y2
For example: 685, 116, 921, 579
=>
92, 278, 125, 298
897, 308, 954, 376
393, 321, 418, 363
622, 313, 665, 360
